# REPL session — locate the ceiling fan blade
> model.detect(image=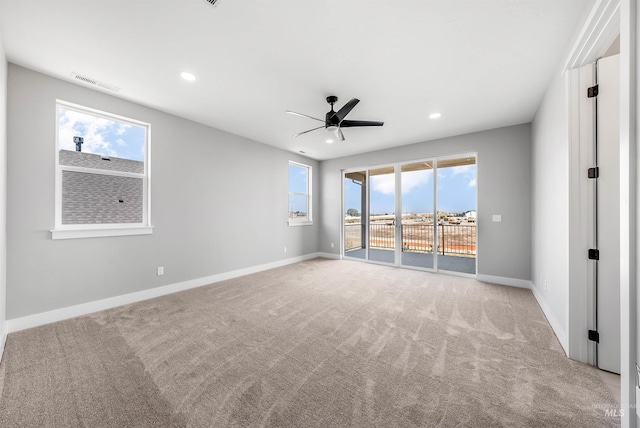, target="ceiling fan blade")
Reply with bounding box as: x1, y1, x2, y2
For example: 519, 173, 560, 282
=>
294, 125, 324, 137
286, 110, 325, 123
339, 119, 384, 128
335, 128, 345, 141
332, 98, 360, 122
